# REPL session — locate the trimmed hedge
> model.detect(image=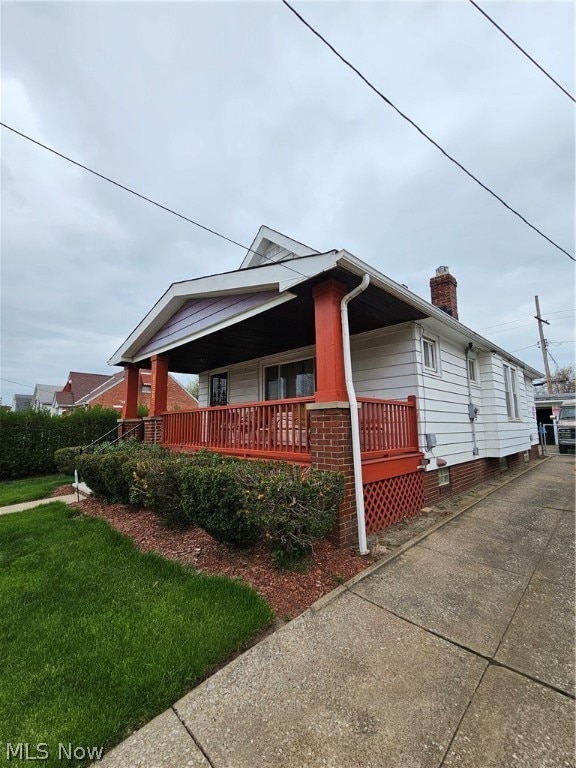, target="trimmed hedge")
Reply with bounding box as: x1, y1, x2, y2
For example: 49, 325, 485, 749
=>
179, 463, 262, 547
245, 465, 344, 559
127, 455, 192, 526
75, 446, 345, 560
0, 407, 119, 480
54, 446, 83, 475
77, 442, 167, 504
